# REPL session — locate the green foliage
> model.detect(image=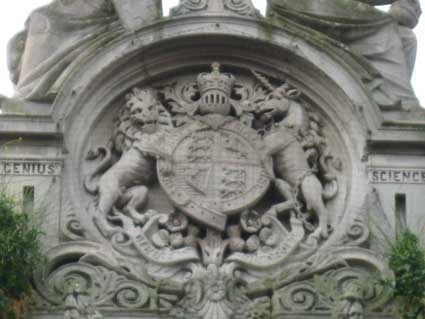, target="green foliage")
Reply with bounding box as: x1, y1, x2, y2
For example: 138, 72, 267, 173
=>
0, 191, 44, 319
386, 230, 425, 319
